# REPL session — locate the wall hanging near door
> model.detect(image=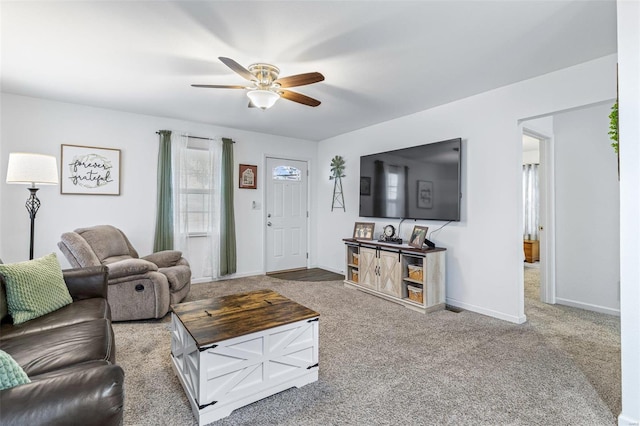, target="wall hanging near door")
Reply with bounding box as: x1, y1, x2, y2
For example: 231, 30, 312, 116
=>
330, 155, 345, 211
239, 164, 257, 189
